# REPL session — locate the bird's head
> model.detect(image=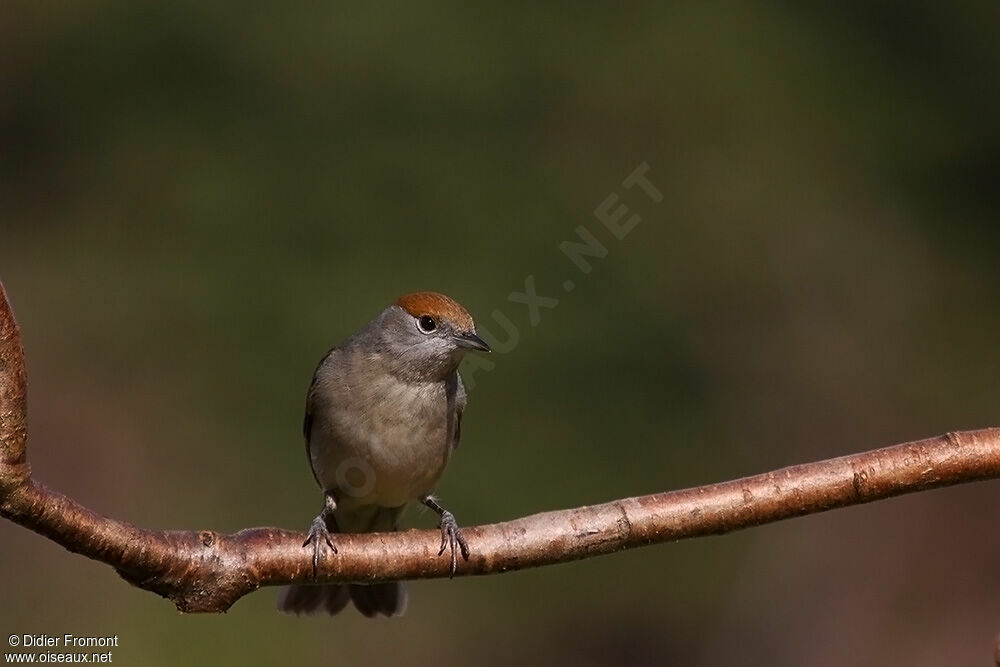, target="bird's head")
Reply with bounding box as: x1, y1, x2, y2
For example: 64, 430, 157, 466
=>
373, 291, 491, 381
